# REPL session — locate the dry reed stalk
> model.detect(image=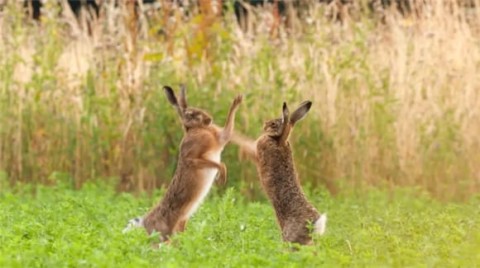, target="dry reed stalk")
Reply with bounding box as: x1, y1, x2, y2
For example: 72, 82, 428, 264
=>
0, 0, 479, 199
